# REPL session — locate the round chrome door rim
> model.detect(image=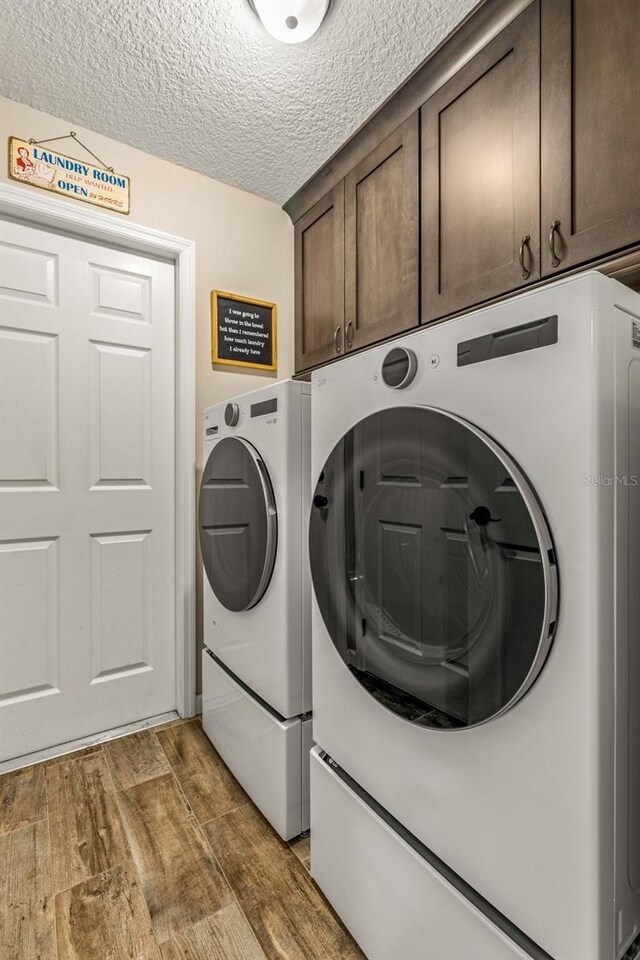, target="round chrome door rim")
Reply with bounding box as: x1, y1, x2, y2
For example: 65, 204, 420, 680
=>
313, 403, 559, 729
247, 446, 278, 610
201, 436, 278, 612
433, 408, 559, 727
